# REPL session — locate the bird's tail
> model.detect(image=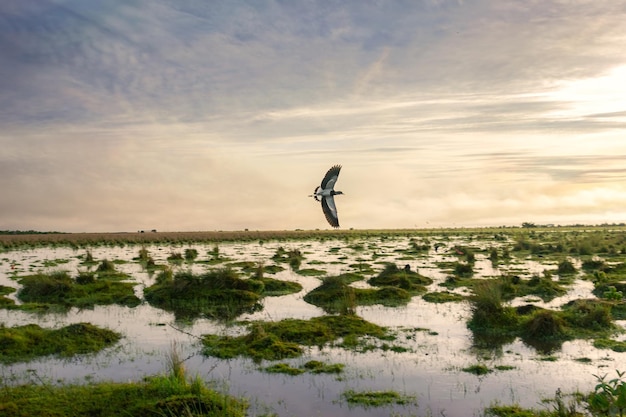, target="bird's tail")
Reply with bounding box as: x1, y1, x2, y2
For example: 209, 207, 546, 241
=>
309, 186, 321, 201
